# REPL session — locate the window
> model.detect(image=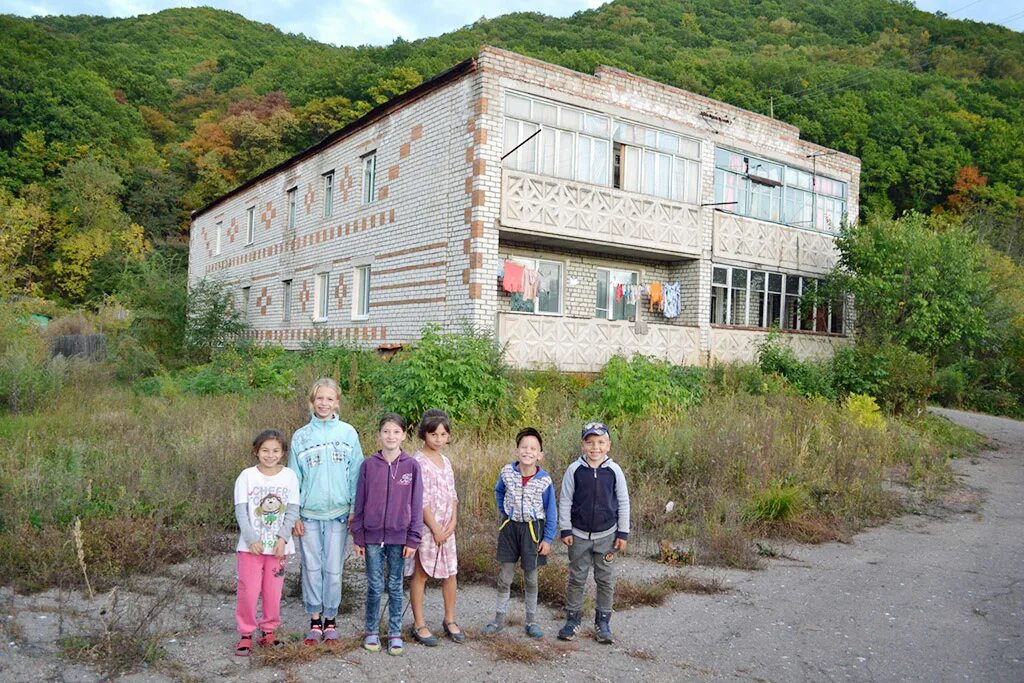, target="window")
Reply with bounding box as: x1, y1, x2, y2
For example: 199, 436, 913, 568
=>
613, 123, 700, 203
215, 221, 222, 255
353, 265, 370, 319
245, 207, 255, 245
323, 171, 334, 218
241, 286, 250, 322
595, 269, 639, 321
507, 257, 562, 315
281, 280, 292, 323
710, 265, 843, 333
362, 152, 376, 204
315, 273, 329, 320
286, 187, 297, 232
714, 148, 847, 232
